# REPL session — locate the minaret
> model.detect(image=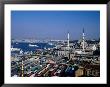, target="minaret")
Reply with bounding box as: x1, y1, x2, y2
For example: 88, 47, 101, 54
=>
67, 32, 70, 50
21, 60, 24, 77
67, 32, 70, 59
82, 28, 85, 52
